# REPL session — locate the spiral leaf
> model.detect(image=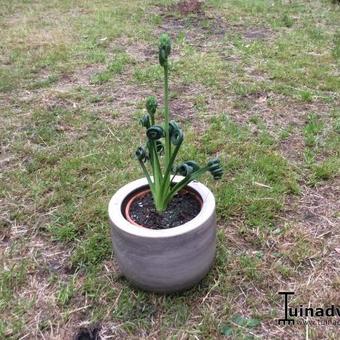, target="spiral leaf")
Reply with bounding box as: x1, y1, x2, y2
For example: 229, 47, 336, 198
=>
155, 140, 164, 154
159, 33, 171, 66
147, 125, 165, 140
169, 121, 183, 145
208, 158, 223, 179
140, 114, 150, 129
207, 158, 221, 166
146, 96, 157, 115
136, 147, 148, 162
176, 163, 194, 177
184, 160, 200, 172
175, 160, 200, 177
